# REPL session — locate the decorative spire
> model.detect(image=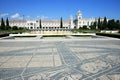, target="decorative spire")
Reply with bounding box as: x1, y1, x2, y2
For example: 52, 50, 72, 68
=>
77, 10, 82, 19
70, 15, 73, 20
78, 10, 82, 15
78, 10, 81, 13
